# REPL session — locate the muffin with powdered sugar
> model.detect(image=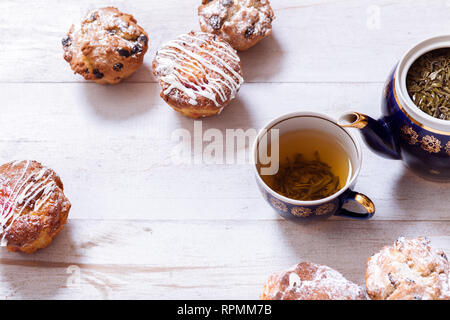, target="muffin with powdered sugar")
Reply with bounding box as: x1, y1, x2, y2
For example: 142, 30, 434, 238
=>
261, 262, 367, 300
198, 0, 275, 51
365, 237, 449, 300
62, 7, 148, 84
